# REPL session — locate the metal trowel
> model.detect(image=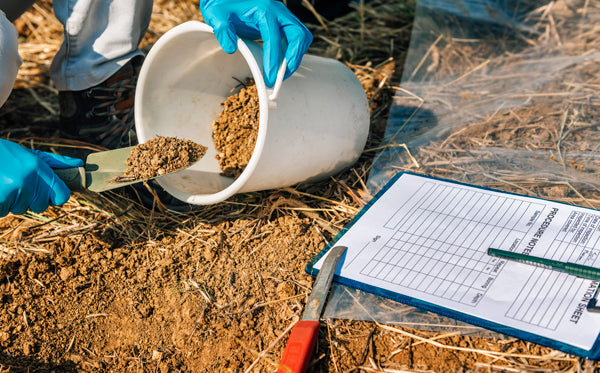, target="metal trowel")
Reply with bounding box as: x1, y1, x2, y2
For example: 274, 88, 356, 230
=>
53, 146, 179, 192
